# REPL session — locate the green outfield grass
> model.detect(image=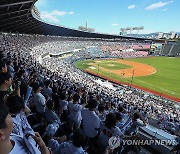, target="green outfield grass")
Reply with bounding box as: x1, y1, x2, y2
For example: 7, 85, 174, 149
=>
97, 61, 132, 70
74, 57, 180, 98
